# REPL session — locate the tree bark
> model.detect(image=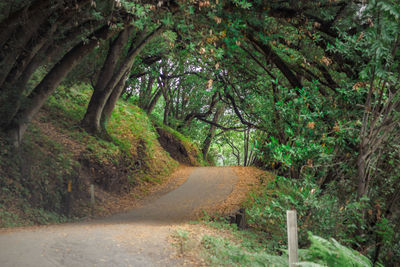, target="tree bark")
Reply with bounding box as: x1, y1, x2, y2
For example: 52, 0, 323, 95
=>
0, 0, 52, 46
0, 1, 93, 90
225, 135, 241, 165
3, 25, 115, 147
0, 20, 92, 126
0, 12, 49, 88
0, 22, 60, 125
202, 105, 225, 160
145, 88, 162, 114
8, 22, 58, 84
180, 92, 219, 129
243, 128, 250, 166
81, 27, 131, 133
100, 70, 130, 131
139, 76, 155, 109
357, 151, 368, 199
81, 25, 163, 135
99, 27, 132, 93
247, 32, 302, 89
